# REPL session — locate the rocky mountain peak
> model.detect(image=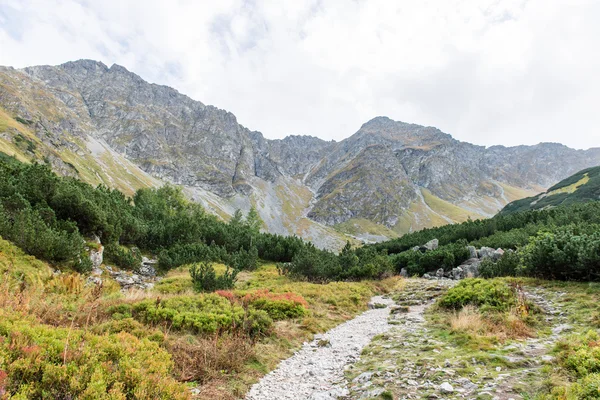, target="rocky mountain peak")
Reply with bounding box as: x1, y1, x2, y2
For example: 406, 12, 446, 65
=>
2, 59, 600, 247
352, 116, 453, 147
